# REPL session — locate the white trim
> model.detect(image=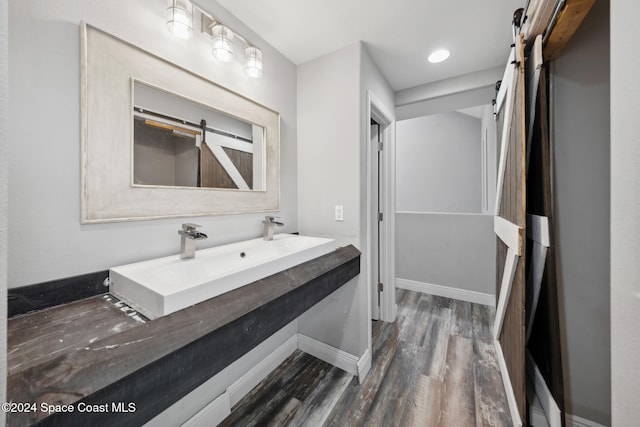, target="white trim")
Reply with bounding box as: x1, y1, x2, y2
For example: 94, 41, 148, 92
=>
482, 135, 488, 212
566, 415, 608, 427
367, 90, 397, 326
527, 214, 550, 247
494, 215, 523, 255
496, 48, 516, 113
494, 339, 523, 426
493, 247, 519, 340
356, 348, 372, 384
527, 350, 561, 427
252, 124, 265, 191
182, 391, 231, 427
227, 335, 298, 407
529, 406, 608, 427
396, 278, 495, 307
297, 333, 360, 377
526, 35, 544, 171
